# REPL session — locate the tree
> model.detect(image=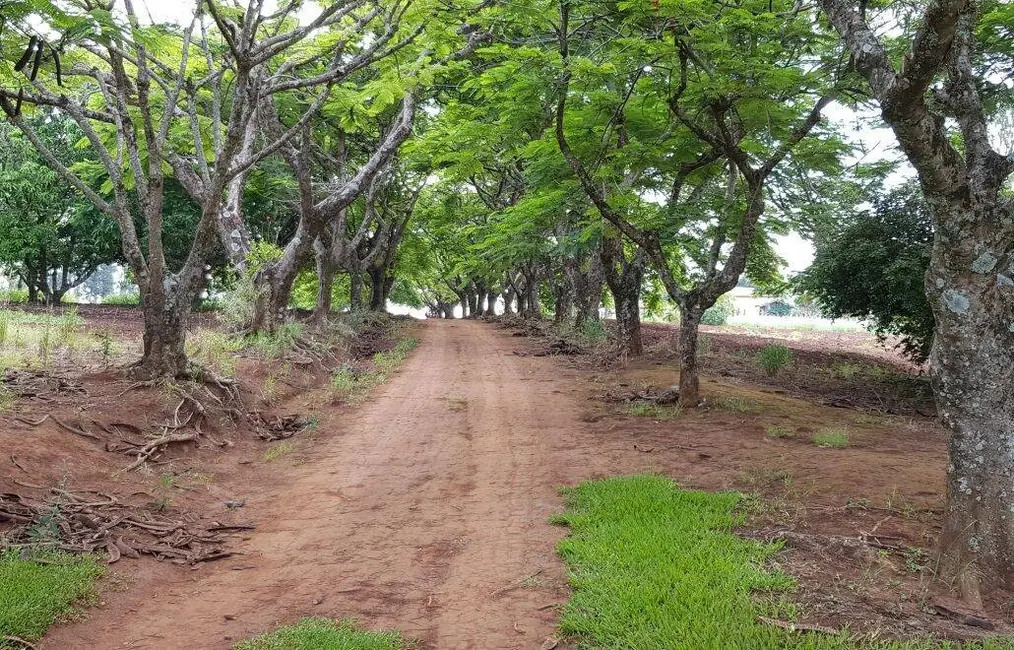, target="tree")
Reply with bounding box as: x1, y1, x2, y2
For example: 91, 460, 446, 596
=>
816, 0, 1014, 600
0, 118, 119, 303
1, 1, 337, 376
798, 184, 935, 362
553, 0, 841, 405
